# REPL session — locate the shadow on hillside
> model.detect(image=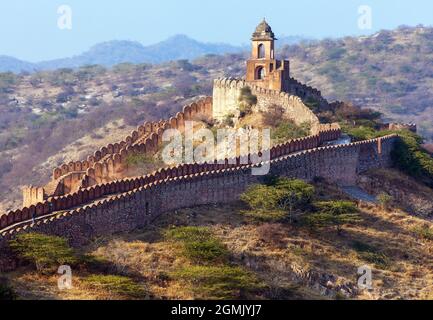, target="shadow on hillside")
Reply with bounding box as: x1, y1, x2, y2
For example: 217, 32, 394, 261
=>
356, 208, 413, 237
108, 202, 249, 245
